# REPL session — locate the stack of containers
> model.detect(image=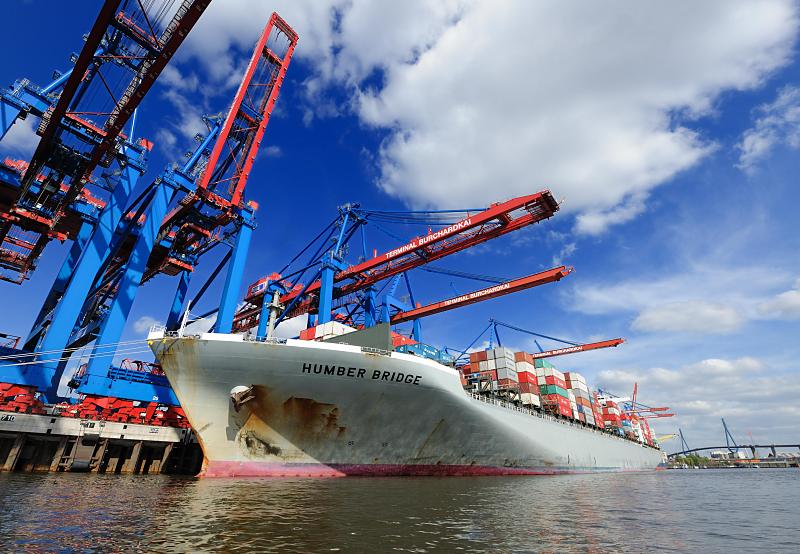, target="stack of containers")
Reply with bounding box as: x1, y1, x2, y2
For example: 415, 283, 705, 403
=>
620, 412, 635, 439
640, 418, 653, 446
567, 389, 579, 420
466, 350, 496, 391
591, 392, 605, 429
489, 347, 519, 390
535, 360, 571, 417
565, 371, 594, 425
299, 321, 356, 341
514, 352, 540, 407
630, 414, 644, 443
601, 399, 623, 434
